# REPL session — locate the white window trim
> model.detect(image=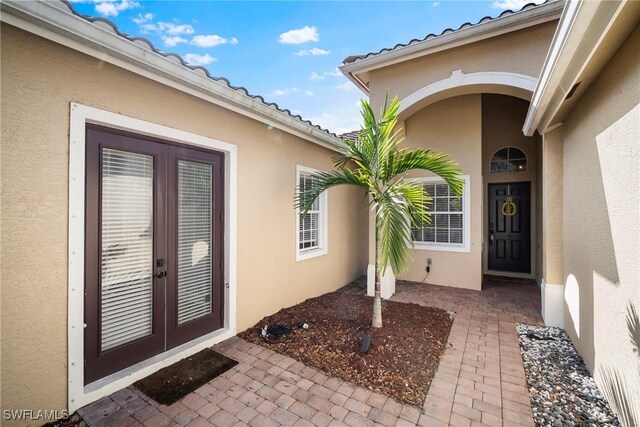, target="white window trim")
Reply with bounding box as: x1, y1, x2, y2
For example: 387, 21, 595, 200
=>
408, 175, 471, 253
68, 103, 238, 412
296, 165, 328, 261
